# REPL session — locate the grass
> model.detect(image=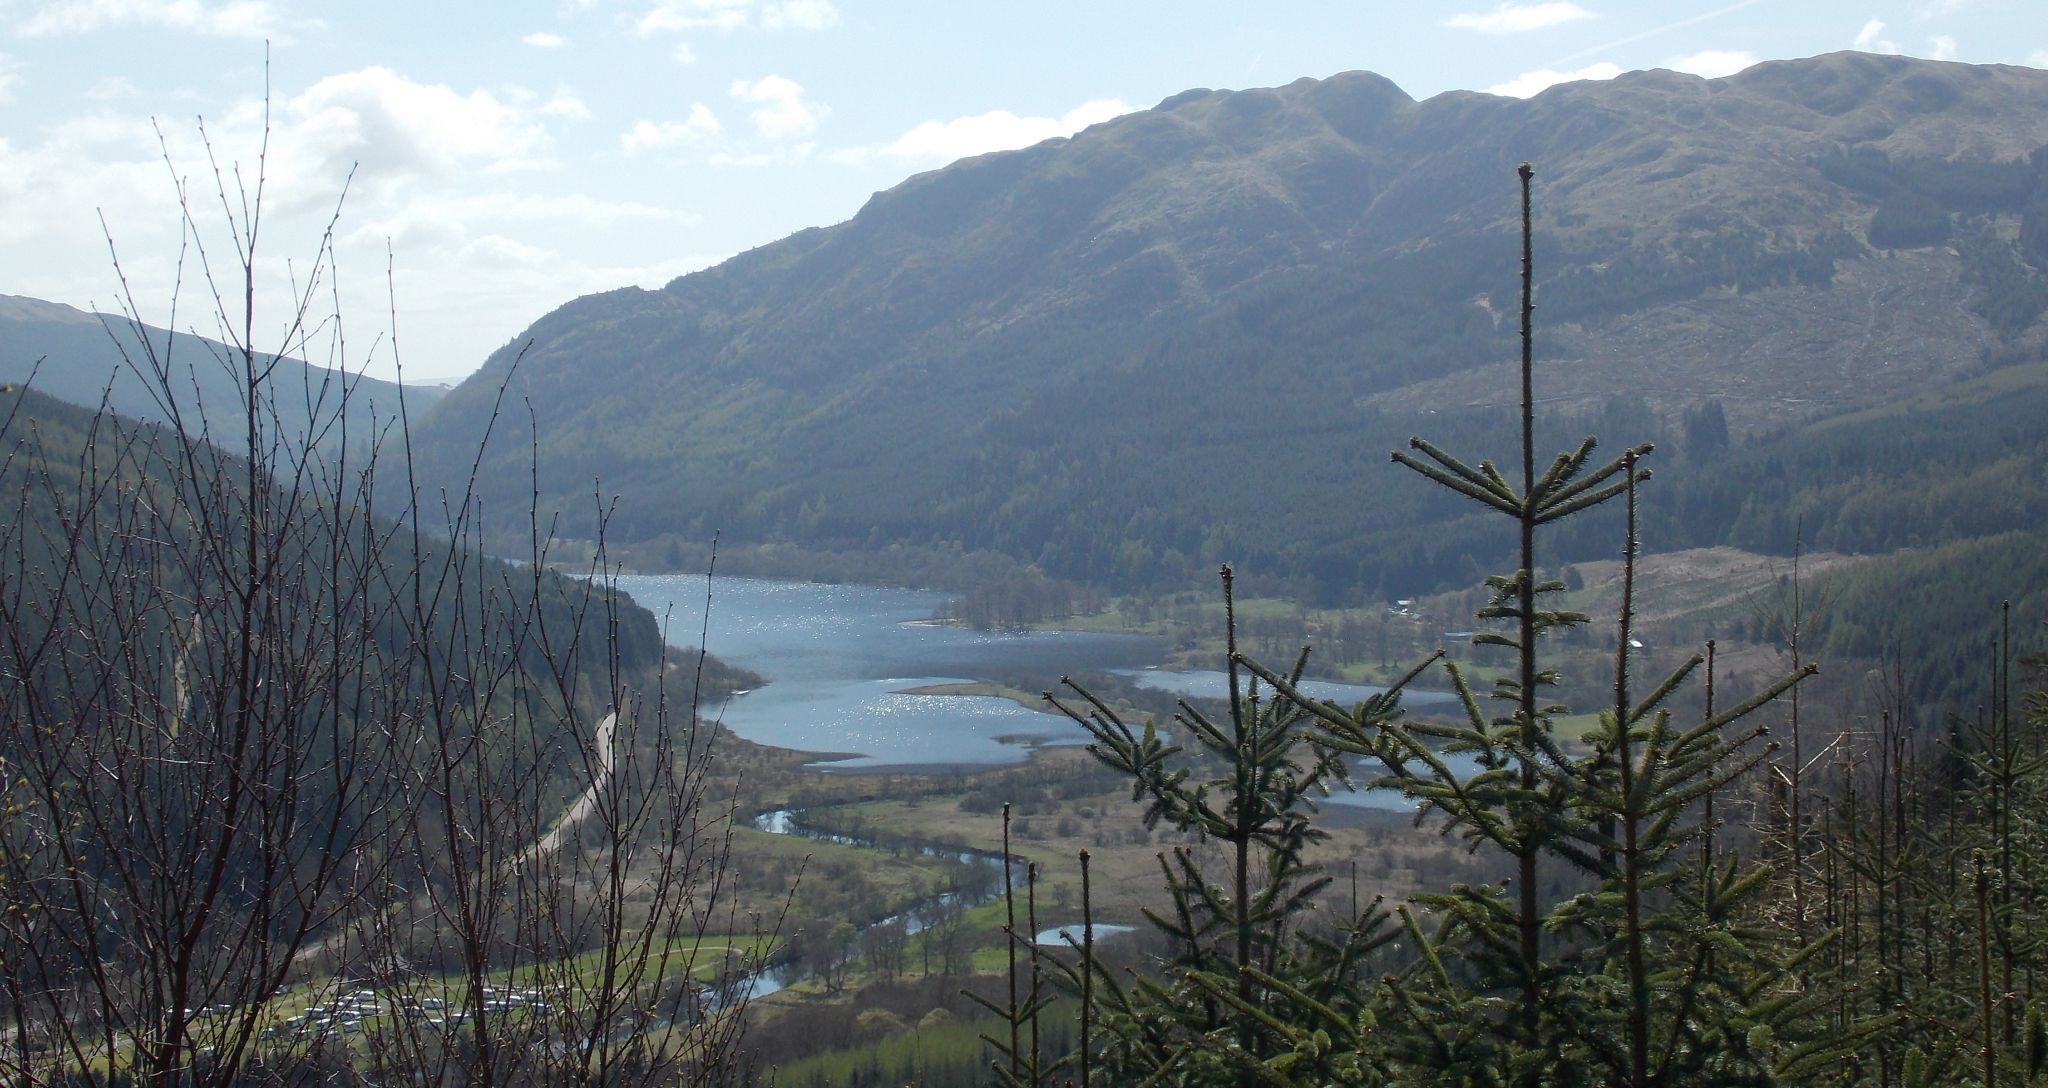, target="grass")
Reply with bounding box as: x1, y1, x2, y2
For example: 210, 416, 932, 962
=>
783, 745, 1489, 928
